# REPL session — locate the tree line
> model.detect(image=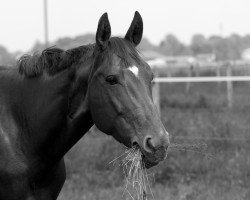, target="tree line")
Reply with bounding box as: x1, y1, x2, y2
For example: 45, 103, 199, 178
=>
1, 33, 250, 65
140, 33, 250, 61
